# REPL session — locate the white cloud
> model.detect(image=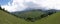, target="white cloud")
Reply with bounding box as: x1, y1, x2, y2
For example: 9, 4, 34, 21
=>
1, 0, 60, 12
1, 0, 27, 12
